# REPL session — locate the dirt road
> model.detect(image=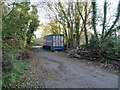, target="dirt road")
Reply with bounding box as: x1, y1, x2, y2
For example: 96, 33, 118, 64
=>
15, 46, 118, 88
